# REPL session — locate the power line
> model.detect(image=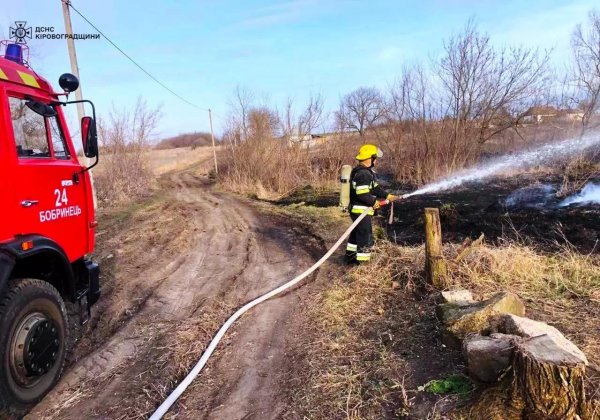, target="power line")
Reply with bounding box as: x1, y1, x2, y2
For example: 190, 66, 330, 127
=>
62, 0, 209, 112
